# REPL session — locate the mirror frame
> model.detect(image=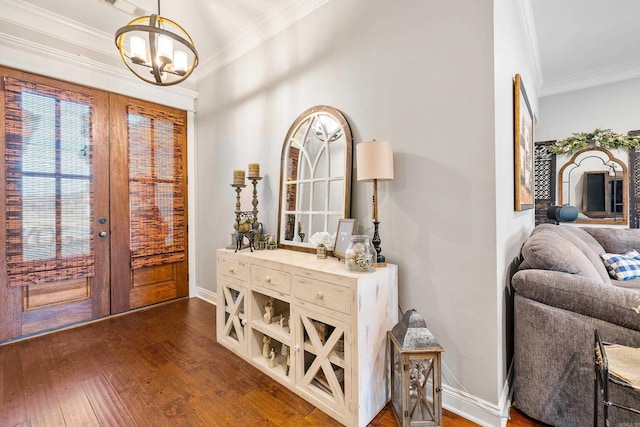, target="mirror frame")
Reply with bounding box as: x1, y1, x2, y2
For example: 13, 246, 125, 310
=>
277, 105, 353, 253
557, 147, 628, 225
